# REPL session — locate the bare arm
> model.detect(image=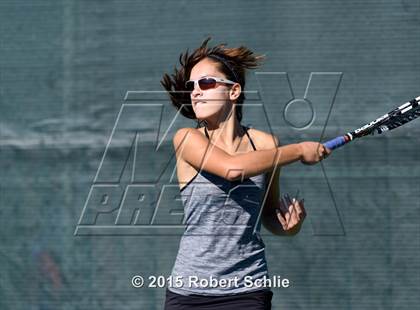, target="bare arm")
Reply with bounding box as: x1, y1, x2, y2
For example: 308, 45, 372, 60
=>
260, 135, 306, 236
261, 160, 287, 235
173, 128, 326, 181
232, 142, 301, 180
